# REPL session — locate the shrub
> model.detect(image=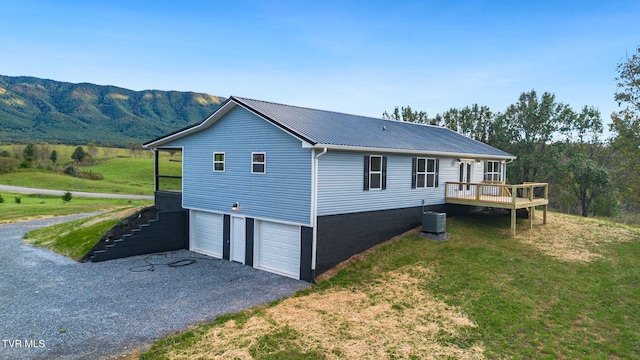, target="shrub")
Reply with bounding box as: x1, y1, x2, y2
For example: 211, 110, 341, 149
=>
0, 194, 4, 203
0, 157, 20, 174
78, 171, 104, 180
19, 159, 33, 168
63, 166, 103, 180
62, 191, 72, 203
14, 196, 21, 204
63, 166, 80, 177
